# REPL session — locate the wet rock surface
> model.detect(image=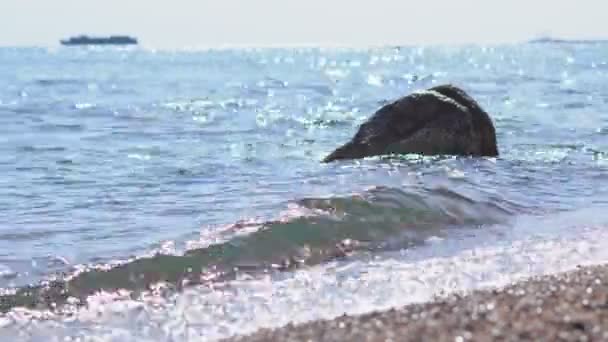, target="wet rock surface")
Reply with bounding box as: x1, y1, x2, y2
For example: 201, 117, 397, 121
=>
323, 84, 499, 162
227, 264, 608, 341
